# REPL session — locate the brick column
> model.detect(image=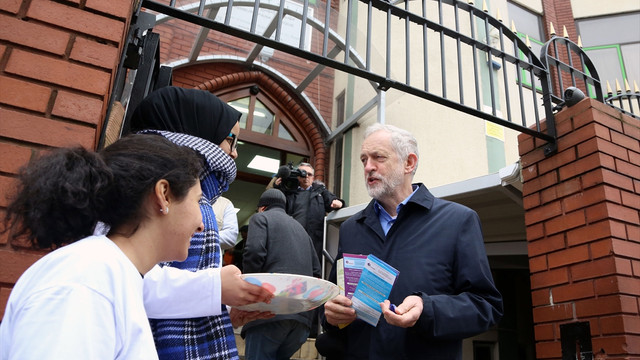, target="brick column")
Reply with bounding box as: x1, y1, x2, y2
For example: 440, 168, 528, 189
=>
518, 99, 640, 359
541, 0, 578, 42
0, 0, 136, 318
540, 0, 584, 97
